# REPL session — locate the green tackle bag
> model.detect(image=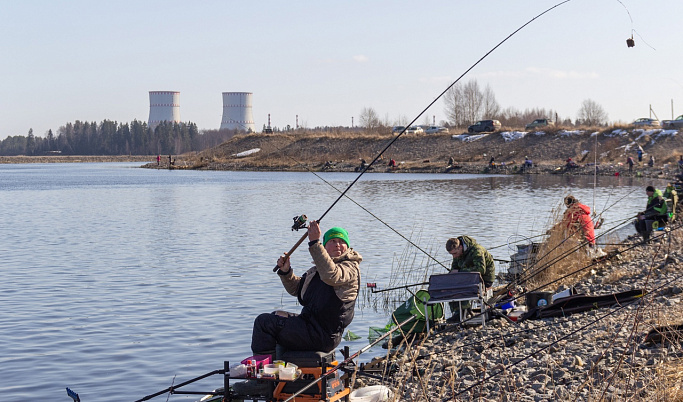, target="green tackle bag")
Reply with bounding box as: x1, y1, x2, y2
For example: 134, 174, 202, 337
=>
391, 289, 444, 334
